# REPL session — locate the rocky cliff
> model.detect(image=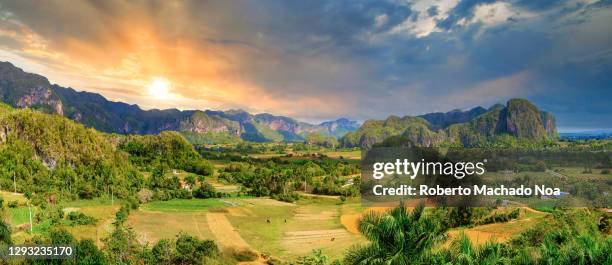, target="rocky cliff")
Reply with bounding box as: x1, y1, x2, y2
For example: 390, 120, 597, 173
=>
342, 99, 558, 147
